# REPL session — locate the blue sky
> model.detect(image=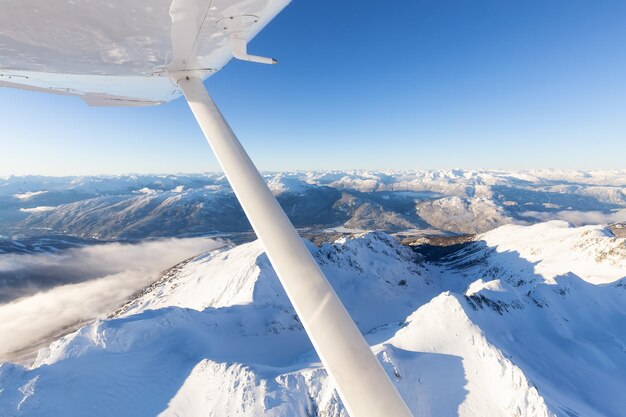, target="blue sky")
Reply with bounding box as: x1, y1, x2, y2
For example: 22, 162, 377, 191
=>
1, 0, 625, 176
